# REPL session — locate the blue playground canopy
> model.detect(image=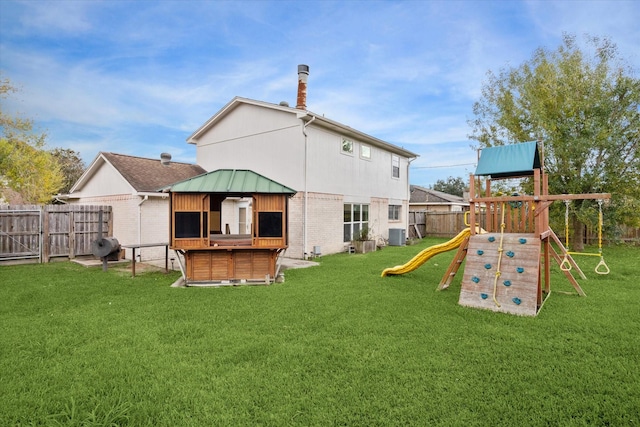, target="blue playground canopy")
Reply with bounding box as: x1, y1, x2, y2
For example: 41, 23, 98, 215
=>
475, 141, 541, 178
